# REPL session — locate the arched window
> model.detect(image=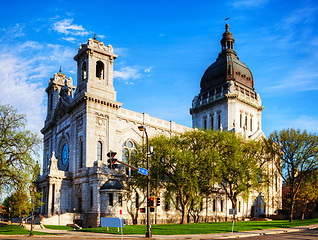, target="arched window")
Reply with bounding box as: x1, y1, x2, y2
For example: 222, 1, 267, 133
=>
210, 114, 214, 130
96, 61, 104, 79
218, 112, 221, 129
250, 117, 253, 131
213, 199, 216, 212
203, 117, 207, 130
122, 140, 137, 176
79, 139, 83, 168
90, 188, 93, 207
245, 115, 248, 128
81, 61, 87, 80
240, 113, 242, 128
97, 141, 102, 161
135, 192, 139, 208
